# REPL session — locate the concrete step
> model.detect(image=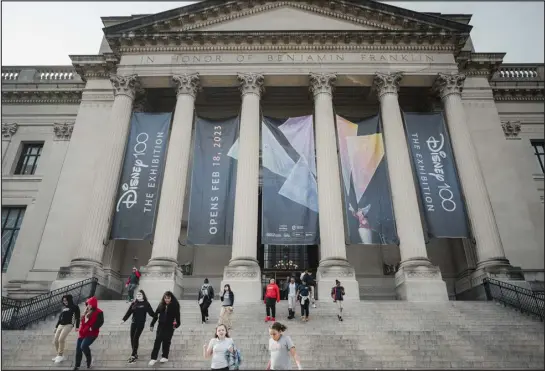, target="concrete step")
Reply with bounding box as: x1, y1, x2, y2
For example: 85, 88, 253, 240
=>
2, 300, 543, 370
